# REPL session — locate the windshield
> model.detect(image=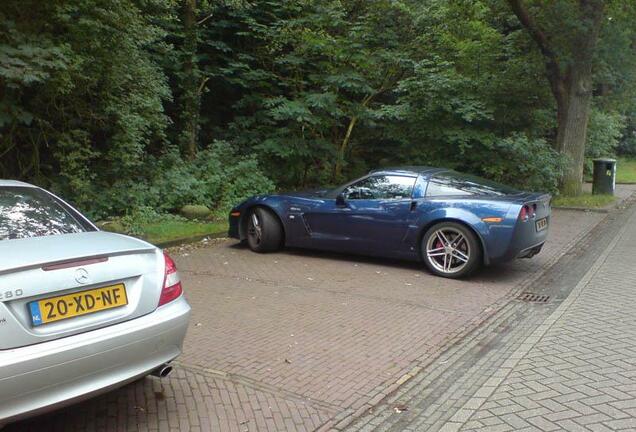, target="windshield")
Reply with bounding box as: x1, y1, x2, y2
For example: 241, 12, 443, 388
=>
0, 187, 88, 241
